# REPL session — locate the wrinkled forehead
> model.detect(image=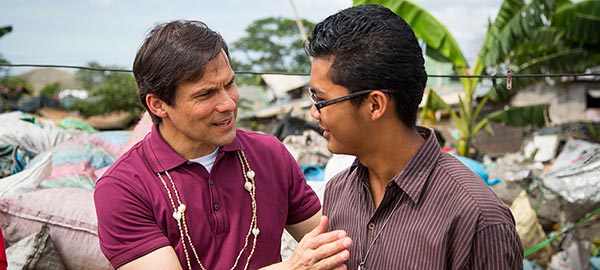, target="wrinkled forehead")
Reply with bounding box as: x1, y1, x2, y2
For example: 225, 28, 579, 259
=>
200, 50, 233, 79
